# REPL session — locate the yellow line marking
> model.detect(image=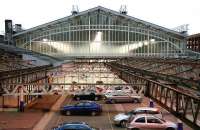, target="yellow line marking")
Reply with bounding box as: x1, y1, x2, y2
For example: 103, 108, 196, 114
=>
105, 104, 114, 130
33, 95, 68, 130
56, 95, 72, 125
